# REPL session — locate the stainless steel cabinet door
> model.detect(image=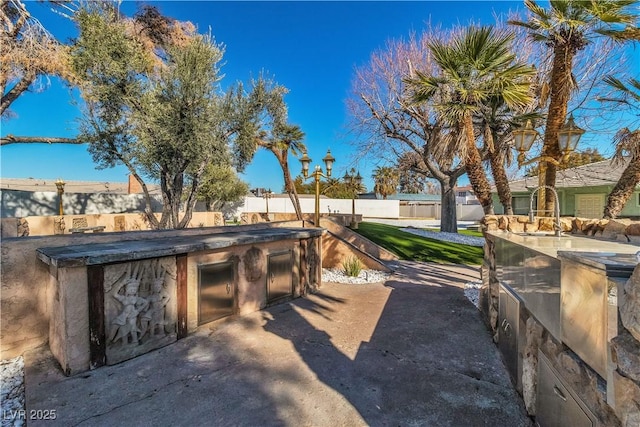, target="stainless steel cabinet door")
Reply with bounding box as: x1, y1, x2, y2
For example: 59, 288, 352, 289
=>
198, 262, 235, 324
267, 251, 293, 303
536, 352, 595, 427
498, 284, 520, 389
